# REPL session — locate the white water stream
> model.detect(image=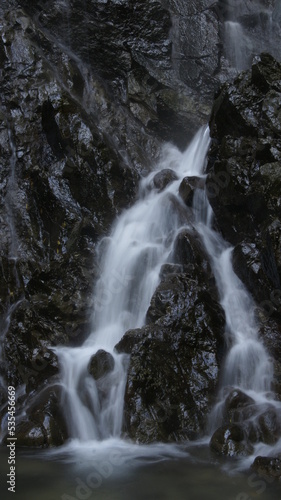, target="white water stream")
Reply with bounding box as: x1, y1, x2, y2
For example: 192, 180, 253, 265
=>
224, 20, 250, 71
56, 125, 280, 465
56, 126, 210, 441
223, 0, 281, 72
